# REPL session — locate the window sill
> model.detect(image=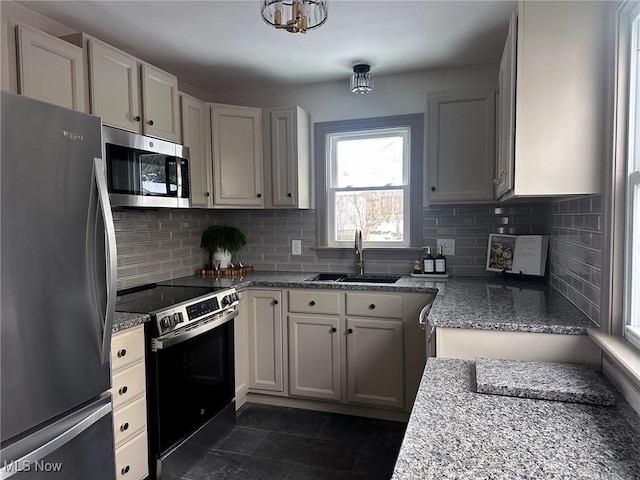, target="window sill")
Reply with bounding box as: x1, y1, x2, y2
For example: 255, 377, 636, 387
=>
312, 246, 424, 252
588, 329, 640, 390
